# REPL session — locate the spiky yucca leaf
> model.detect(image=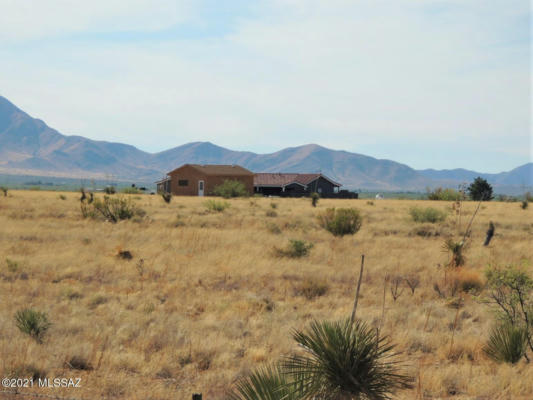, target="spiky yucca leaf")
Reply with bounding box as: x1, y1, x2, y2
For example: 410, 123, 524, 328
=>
283, 319, 412, 400
483, 322, 527, 364
228, 365, 300, 400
